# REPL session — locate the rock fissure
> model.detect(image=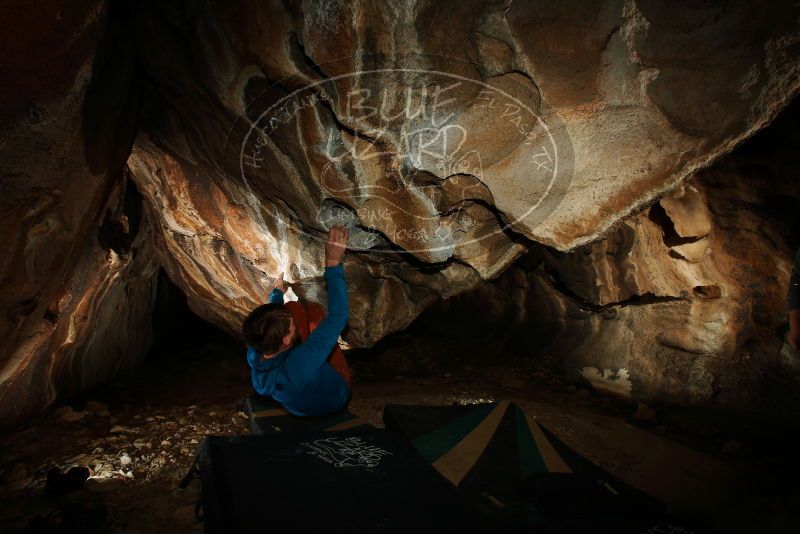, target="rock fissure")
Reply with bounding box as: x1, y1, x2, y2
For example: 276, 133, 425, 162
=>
542, 264, 688, 314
